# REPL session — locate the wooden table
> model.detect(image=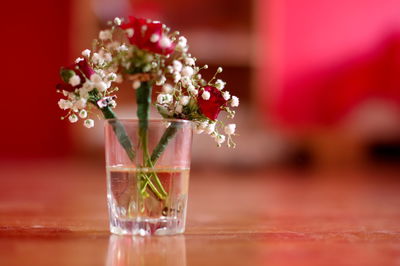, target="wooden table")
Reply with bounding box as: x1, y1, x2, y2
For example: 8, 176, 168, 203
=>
1, 160, 399, 265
